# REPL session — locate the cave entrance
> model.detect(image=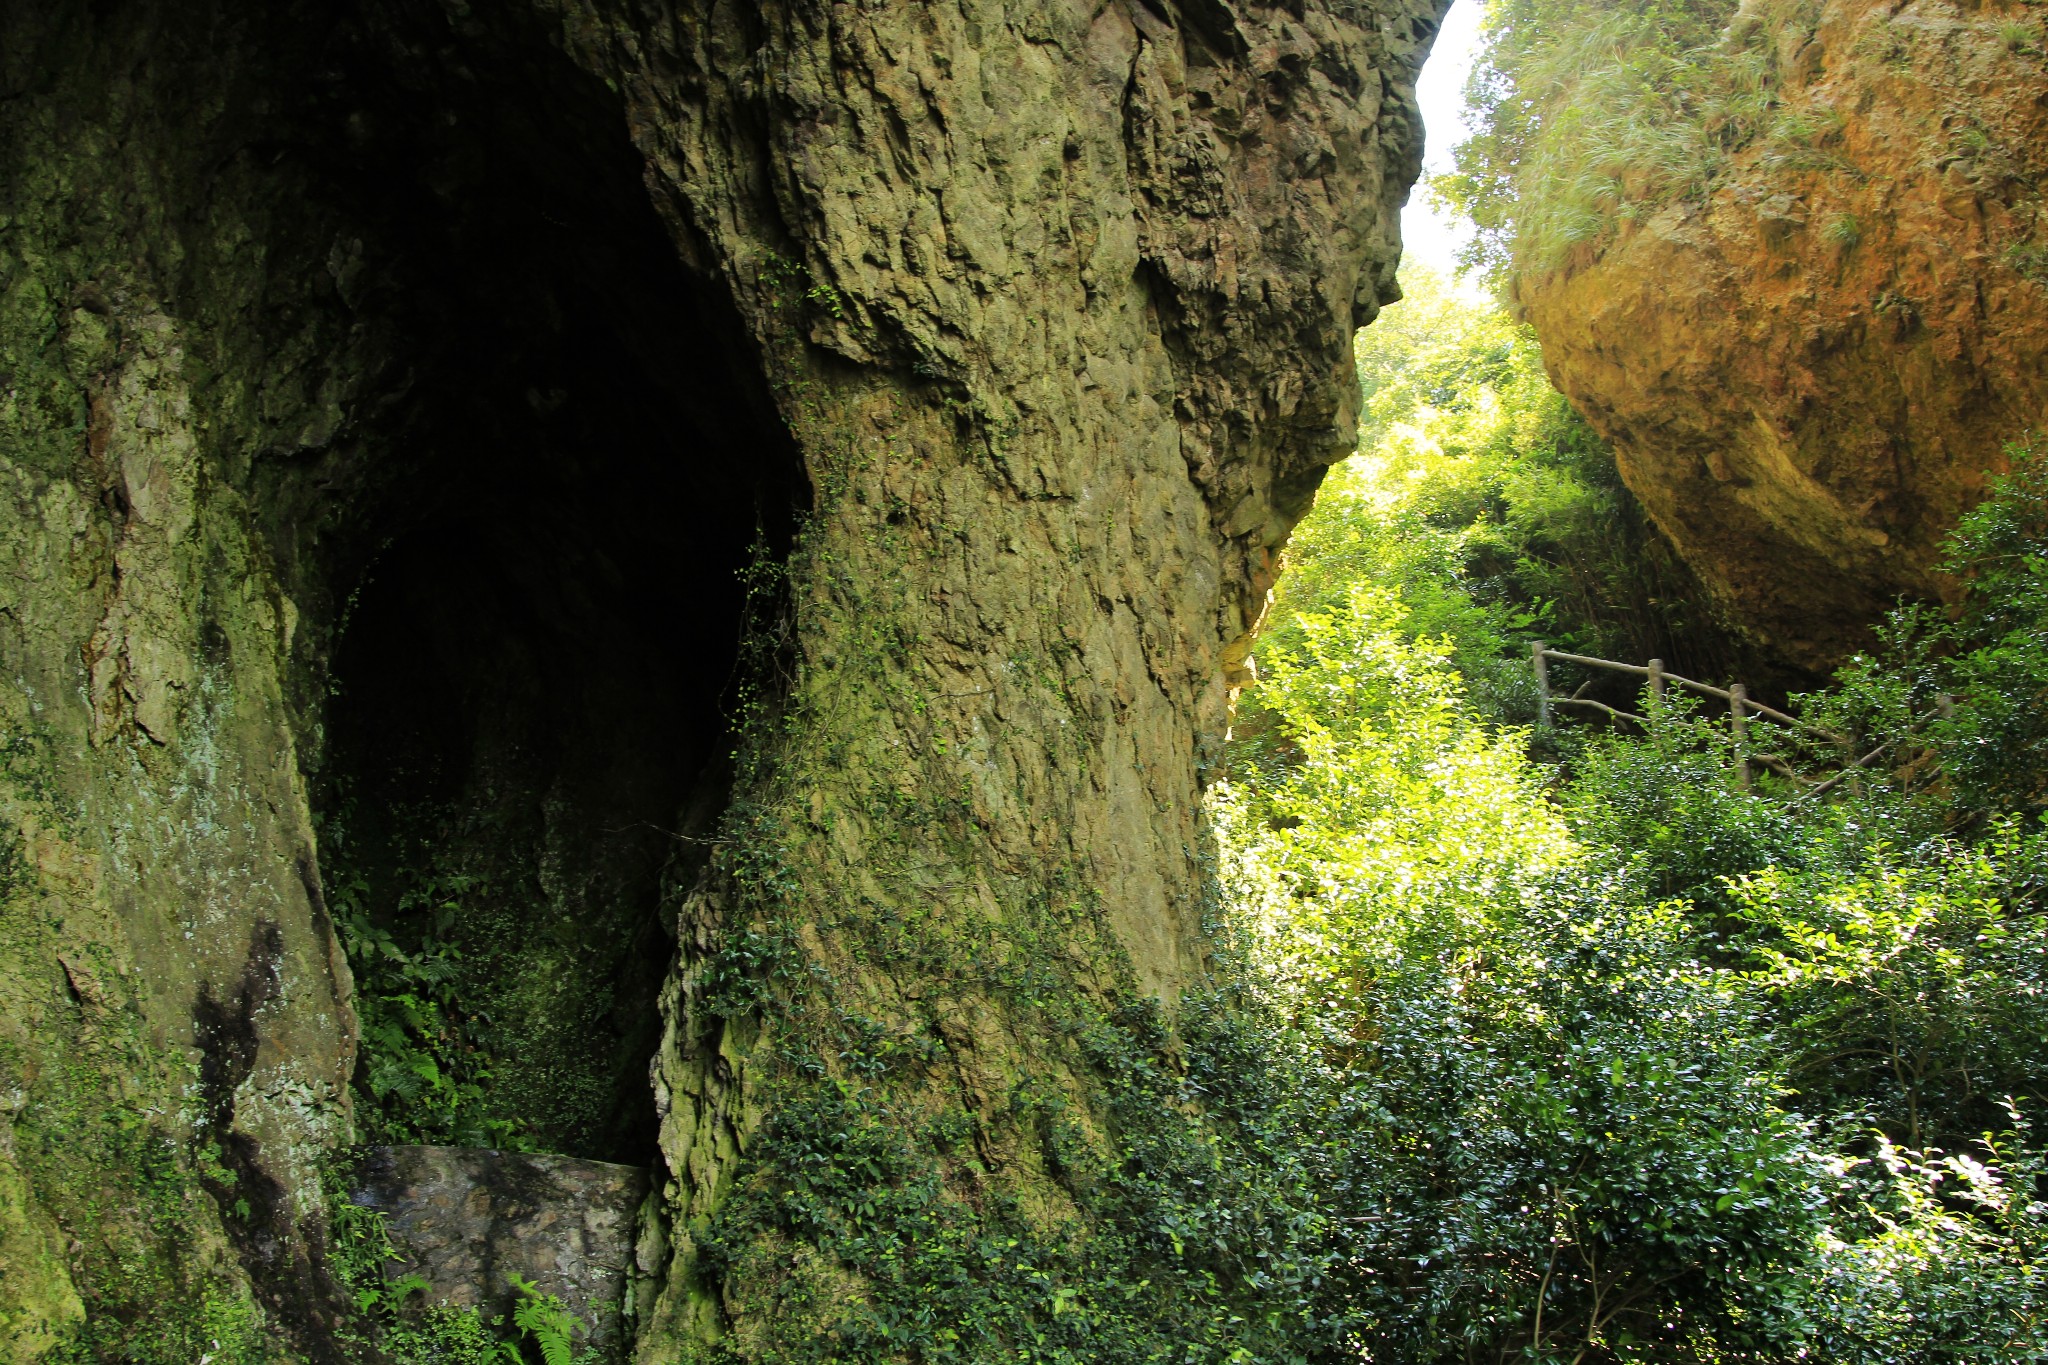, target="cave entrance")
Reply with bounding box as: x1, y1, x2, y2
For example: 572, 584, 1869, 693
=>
295, 6, 802, 1165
